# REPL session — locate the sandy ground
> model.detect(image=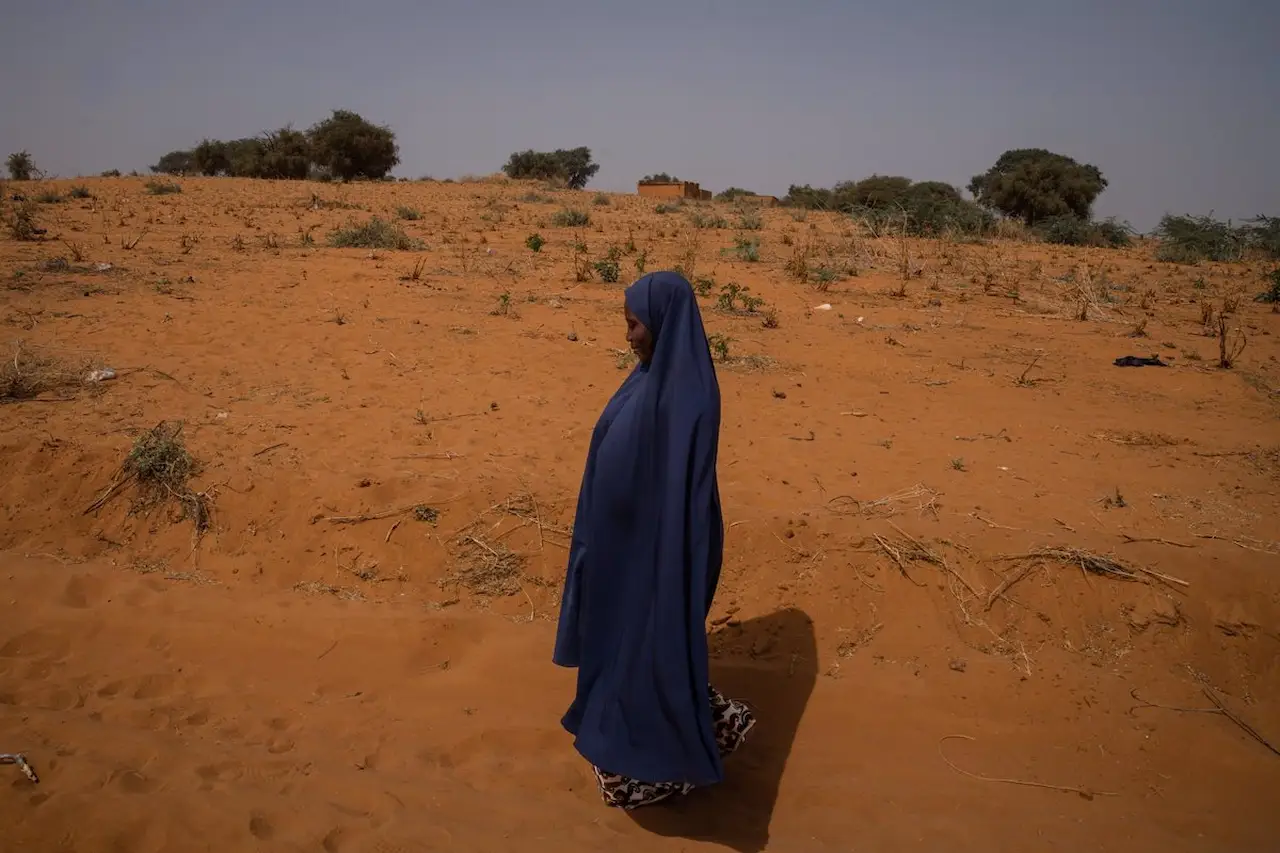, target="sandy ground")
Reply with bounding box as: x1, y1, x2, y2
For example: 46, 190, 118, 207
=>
1, 176, 1278, 852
